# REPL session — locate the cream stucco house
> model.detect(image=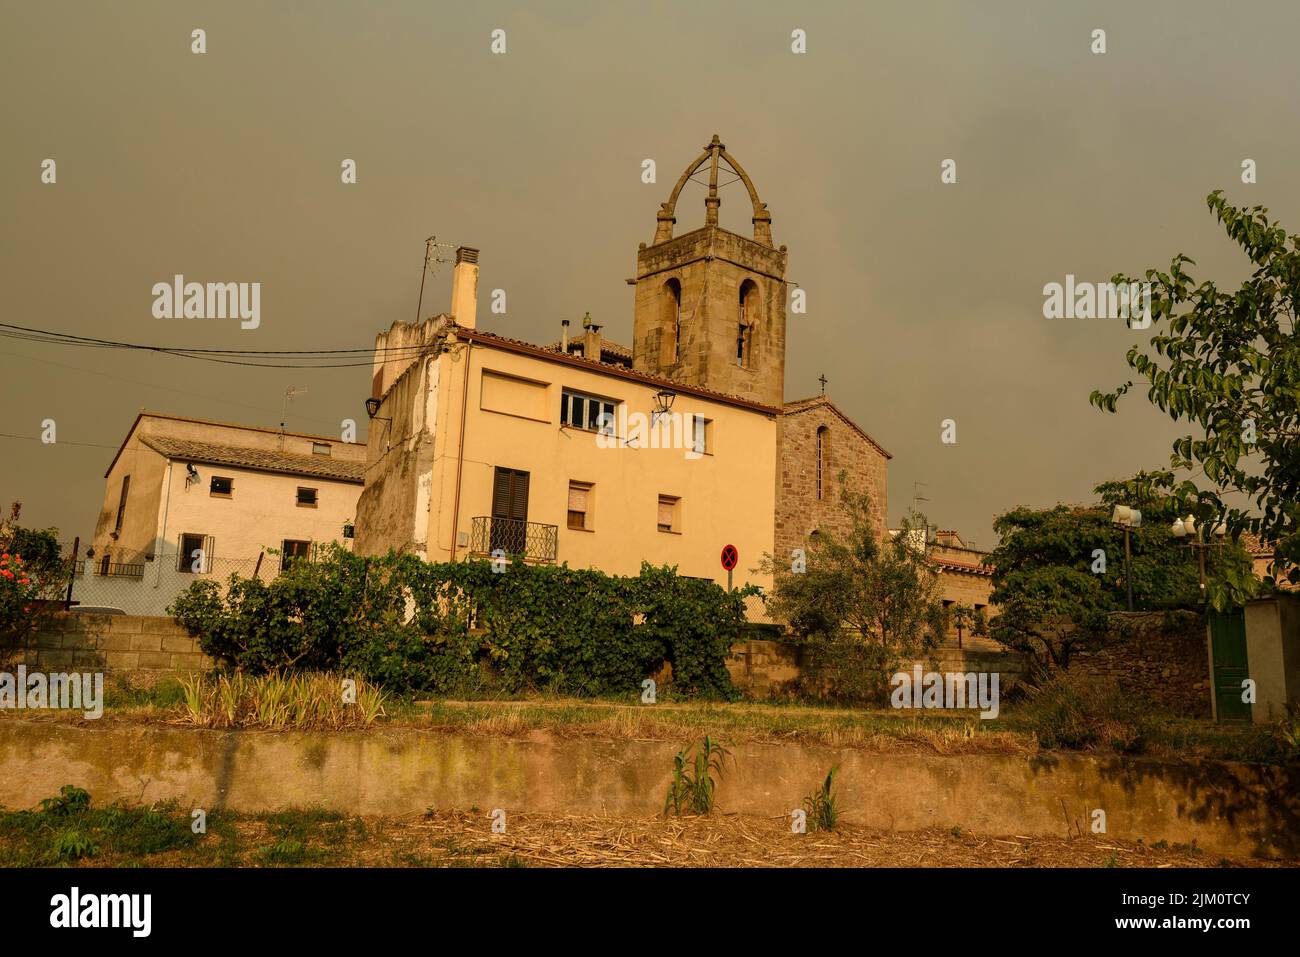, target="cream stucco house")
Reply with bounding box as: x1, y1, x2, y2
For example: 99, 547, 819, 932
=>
81, 412, 364, 613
